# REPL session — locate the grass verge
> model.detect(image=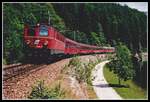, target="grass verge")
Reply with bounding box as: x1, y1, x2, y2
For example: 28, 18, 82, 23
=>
103, 65, 147, 99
